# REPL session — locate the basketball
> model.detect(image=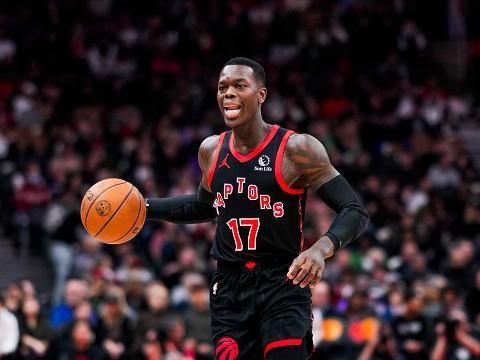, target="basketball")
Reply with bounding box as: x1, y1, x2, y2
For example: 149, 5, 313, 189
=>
80, 178, 146, 244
